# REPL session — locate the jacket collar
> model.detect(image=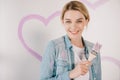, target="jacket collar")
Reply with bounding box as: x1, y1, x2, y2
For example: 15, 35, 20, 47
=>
64, 35, 87, 48
64, 35, 89, 59
64, 35, 72, 49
